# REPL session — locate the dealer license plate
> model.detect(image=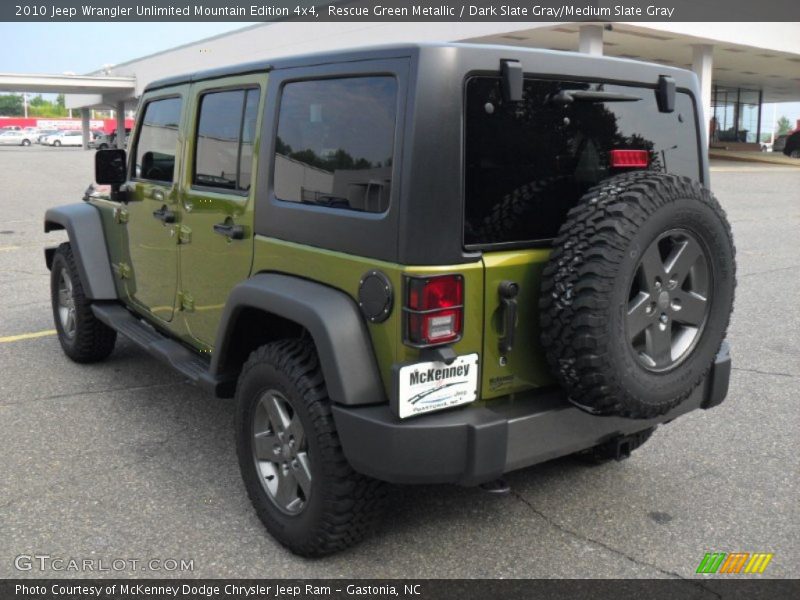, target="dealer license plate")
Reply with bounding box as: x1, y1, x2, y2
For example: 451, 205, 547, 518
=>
395, 353, 479, 419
